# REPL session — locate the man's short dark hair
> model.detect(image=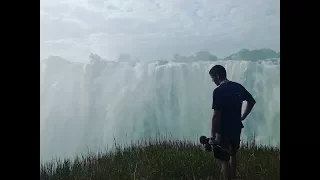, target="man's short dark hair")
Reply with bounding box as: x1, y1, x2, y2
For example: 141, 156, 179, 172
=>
209, 65, 227, 79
